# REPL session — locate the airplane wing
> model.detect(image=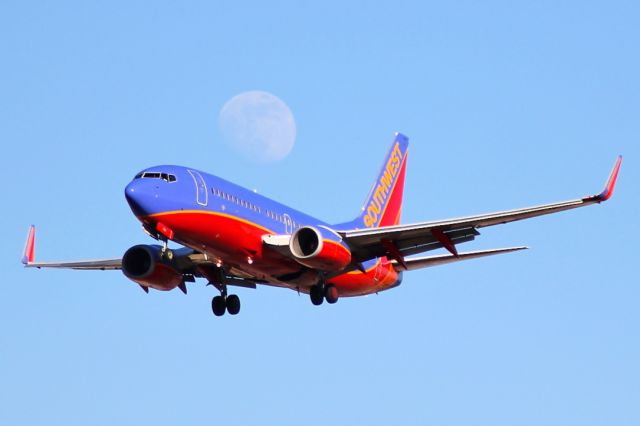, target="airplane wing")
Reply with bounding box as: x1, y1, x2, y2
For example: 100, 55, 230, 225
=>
21, 225, 261, 289
21, 226, 122, 270
24, 259, 123, 270
338, 156, 622, 266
